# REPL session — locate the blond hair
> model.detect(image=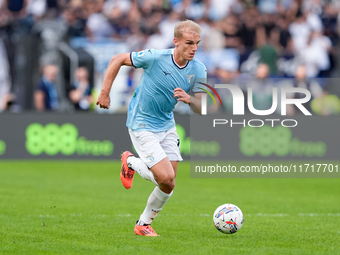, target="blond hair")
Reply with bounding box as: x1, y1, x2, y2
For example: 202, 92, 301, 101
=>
174, 20, 201, 39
